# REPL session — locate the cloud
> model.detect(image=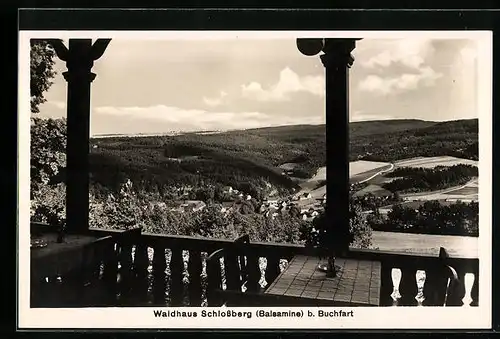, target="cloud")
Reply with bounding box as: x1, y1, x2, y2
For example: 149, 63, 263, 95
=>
241, 67, 324, 102
358, 66, 443, 95
362, 38, 435, 70
358, 38, 443, 95
93, 104, 323, 133
202, 91, 228, 107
